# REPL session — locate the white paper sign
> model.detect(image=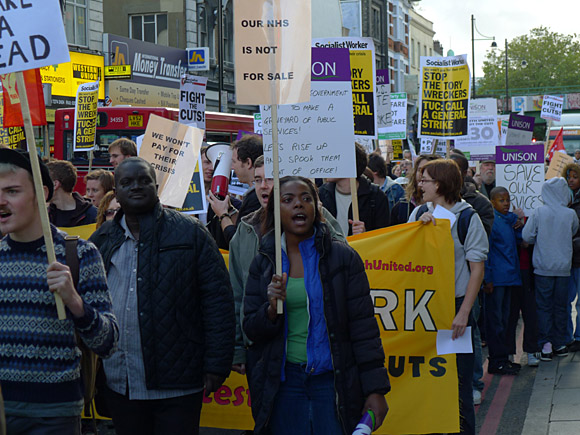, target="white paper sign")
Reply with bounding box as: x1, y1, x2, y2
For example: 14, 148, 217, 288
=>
454, 98, 498, 161
540, 95, 564, 122
378, 92, 407, 140
0, 0, 70, 74
253, 113, 262, 134
179, 75, 207, 131
436, 327, 473, 355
